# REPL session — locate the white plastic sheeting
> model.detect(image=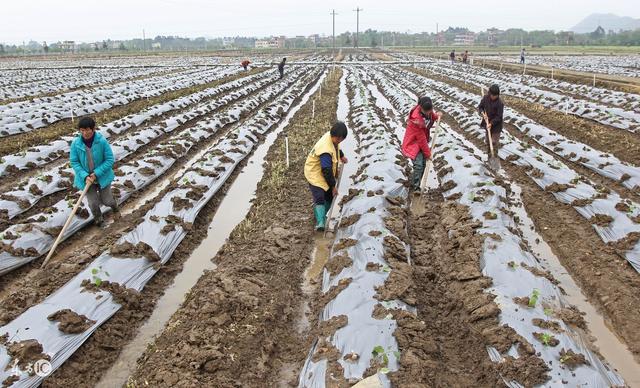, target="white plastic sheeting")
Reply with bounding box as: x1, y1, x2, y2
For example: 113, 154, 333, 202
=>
433, 125, 624, 387
411, 60, 640, 133
299, 67, 410, 387
373, 66, 640, 272
0, 66, 313, 276
386, 65, 640, 190
369, 68, 623, 385
0, 69, 272, 177
0, 66, 242, 137
0, 66, 325, 388
0, 70, 277, 219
